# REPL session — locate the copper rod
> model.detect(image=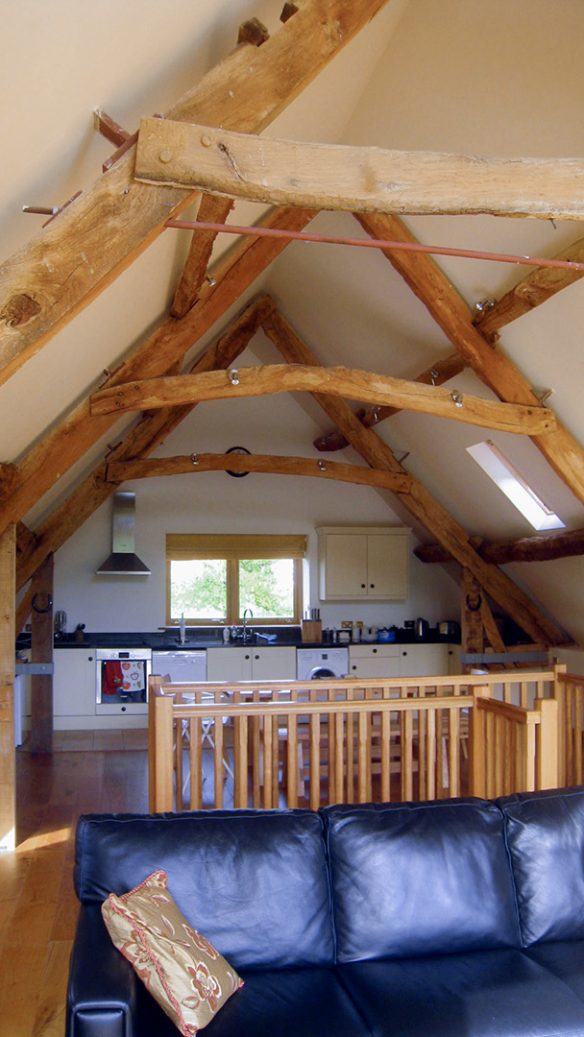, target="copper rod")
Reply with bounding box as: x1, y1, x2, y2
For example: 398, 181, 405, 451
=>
166, 218, 584, 272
